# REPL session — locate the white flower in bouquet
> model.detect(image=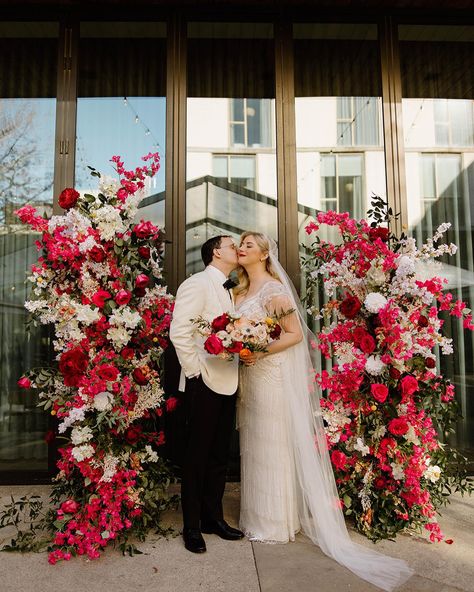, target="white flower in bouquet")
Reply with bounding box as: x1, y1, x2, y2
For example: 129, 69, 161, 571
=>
371, 425, 387, 440
99, 175, 120, 198
354, 437, 370, 456
78, 235, 99, 253
403, 424, 420, 446
58, 405, 86, 433
365, 355, 386, 376
366, 262, 386, 286
99, 454, 119, 483
424, 464, 441, 483
395, 255, 416, 277
109, 307, 141, 330
217, 330, 233, 348
107, 326, 131, 349
71, 444, 95, 462
143, 445, 159, 463
94, 391, 113, 412
123, 191, 144, 218
71, 425, 93, 445
364, 292, 388, 314
75, 304, 101, 325
92, 205, 127, 240
390, 462, 405, 481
